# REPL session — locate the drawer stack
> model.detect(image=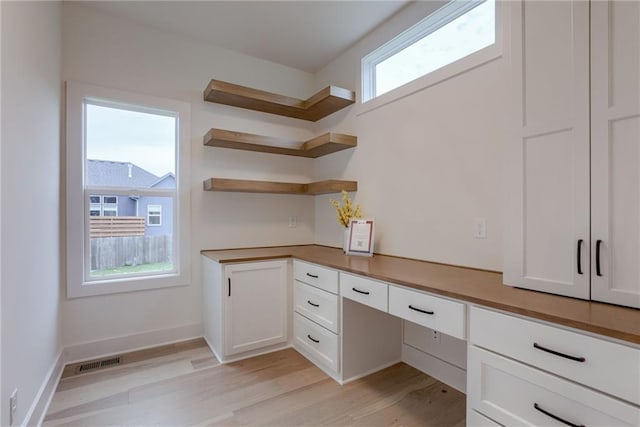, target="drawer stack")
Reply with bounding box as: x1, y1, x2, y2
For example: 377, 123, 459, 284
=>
293, 260, 341, 376
467, 306, 640, 426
